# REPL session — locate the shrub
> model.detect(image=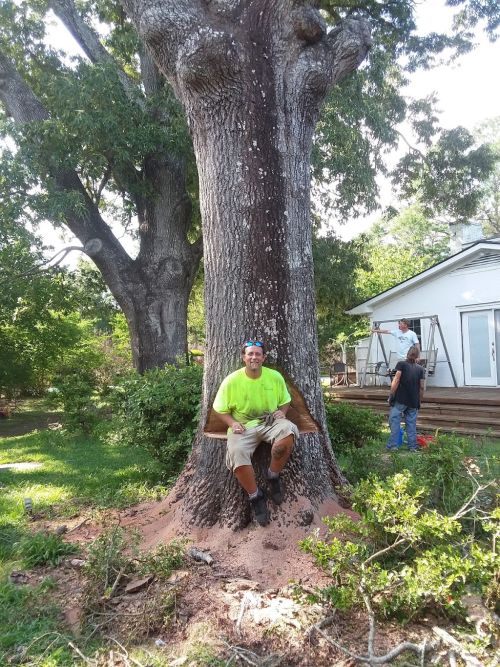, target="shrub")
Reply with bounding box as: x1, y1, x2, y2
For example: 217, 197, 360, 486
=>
413, 434, 480, 515
138, 540, 187, 579
16, 531, 78, 567
301, 471, 499, 622
108, 364, 202, 480
51, 327, 106, 432
83, 526, 136, 601
324, 399, 384, 451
